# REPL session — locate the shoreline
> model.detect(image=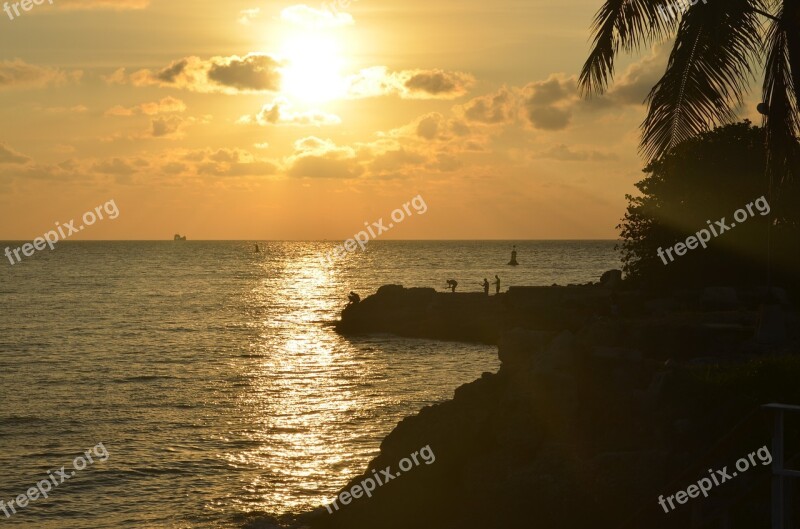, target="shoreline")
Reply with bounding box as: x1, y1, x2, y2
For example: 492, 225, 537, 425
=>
291, 274, 797, 528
